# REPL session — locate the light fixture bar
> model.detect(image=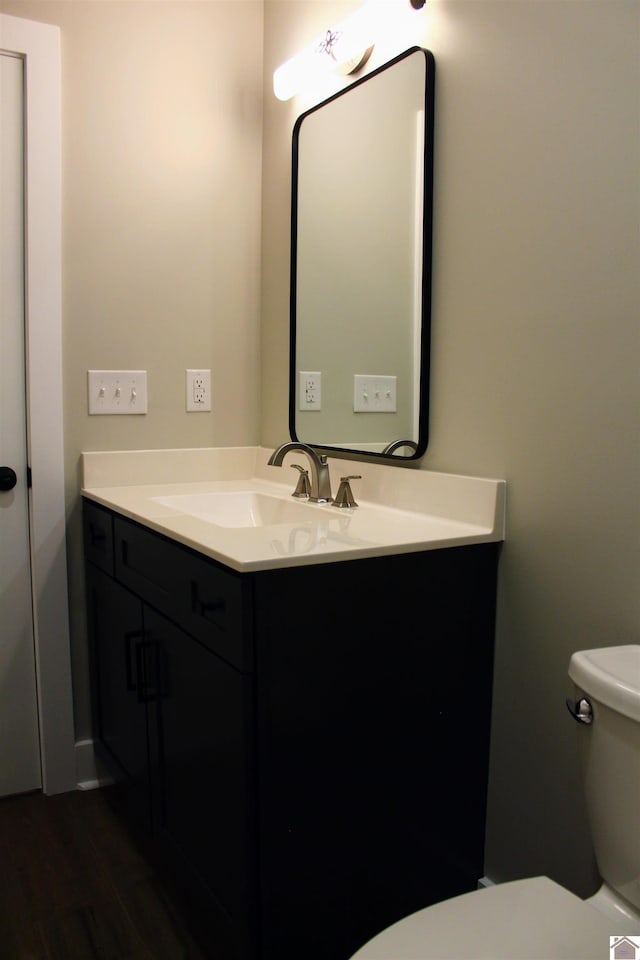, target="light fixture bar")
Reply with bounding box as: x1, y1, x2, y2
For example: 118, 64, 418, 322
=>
273, 2, 378, 101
